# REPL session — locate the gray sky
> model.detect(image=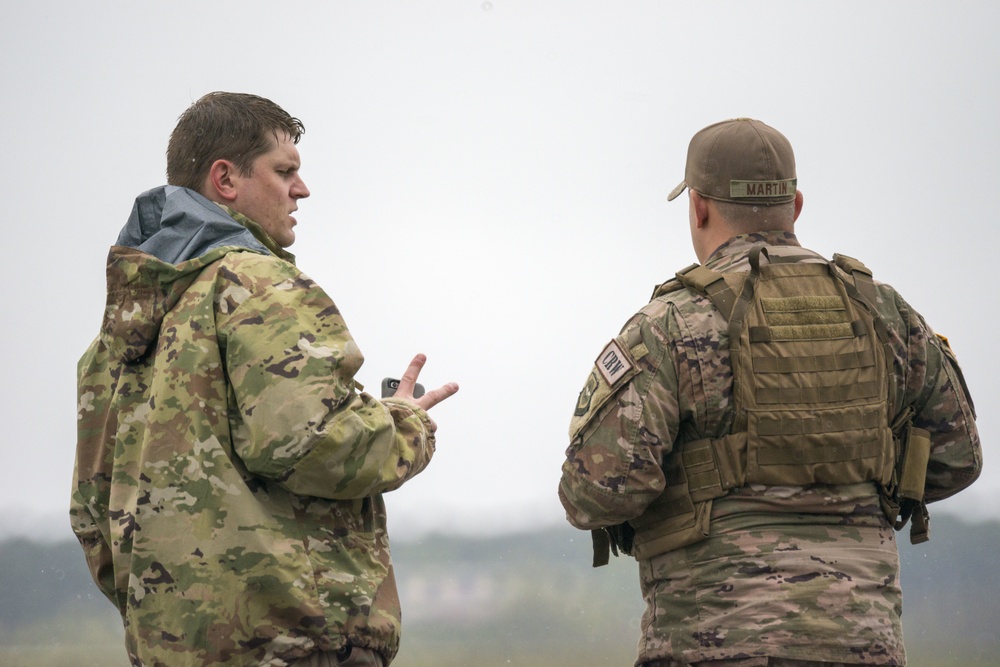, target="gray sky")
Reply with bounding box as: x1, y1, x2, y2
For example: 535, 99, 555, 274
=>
1, 1, 996, 539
